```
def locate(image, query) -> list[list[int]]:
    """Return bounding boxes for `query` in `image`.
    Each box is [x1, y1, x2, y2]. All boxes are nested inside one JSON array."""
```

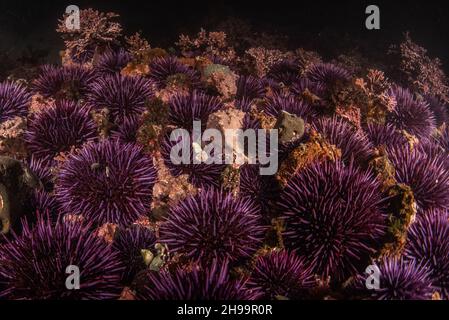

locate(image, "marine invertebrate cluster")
[[0, 7, 447, 301]]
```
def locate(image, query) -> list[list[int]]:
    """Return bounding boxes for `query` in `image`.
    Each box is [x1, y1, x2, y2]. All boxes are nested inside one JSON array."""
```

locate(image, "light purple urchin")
[[0, 215, 125, 299], [364, 123, 408, 150], [159, 189, 266, 264], [160, 130, 226, 188], [168, 90, 223, 130], [405, 209, 449, 299], [87, 73, 153, 124], [94, 48, 132, 76], [55, 139, 157, 226], [0, 81, 31, 123], [247, 249, 315, 300], [388, 146, 449, 212], [424, 94, 448, 126], [279, 160, 386, 282], [262, 93, 316, 121], [25, 100, 97, 163], [136, 259, 261, 300], [352, 258, 434, 300], [112, 224, 157, 284], [387, 86, 436, 139], [312, 117, 374, 165], [33, 64, 97, 100], [148, 56, 202, 90]]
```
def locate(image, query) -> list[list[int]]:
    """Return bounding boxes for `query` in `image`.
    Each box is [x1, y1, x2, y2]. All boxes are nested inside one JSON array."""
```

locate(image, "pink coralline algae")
[[0, 7, 448, 300]]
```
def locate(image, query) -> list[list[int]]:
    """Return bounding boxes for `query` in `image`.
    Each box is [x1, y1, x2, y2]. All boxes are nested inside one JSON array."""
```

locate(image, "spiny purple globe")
[[110, 117, 140, 144], [279, 160, 386, 282], [434, 125, 449, 152], [353, 258, 433, 300], [306, 63, 352, 88], [25, 100, 97, 163], [87, 73, 153, 124], [31, 190, 60, 222], [136, 260, 261, 300], [160, 130, 226, 188], [0, 81, 31, 123], [235, 75, 266, 112], [388, 146, 449, 212], [387, 86, 436, 138], [159, 189, 265, 264], [0, 216, 124, 299], [267, 59, 301, 86], [94, 48, 132, 76], [313, 117, 373, 165], [33, 64, 97, 100], [405, 210, 449, 299], [55, 139, 157, 226], [262, 93, 316, 120], [112, 224, 157, 284], [28, 156, 55, 191], [148, 56, 202, 90], [424, 94, 448, 126], [291, 78, 326, 100], [247, 249, 315, 300], [168, 90, 223, 130], [364, 123, 408, 150]]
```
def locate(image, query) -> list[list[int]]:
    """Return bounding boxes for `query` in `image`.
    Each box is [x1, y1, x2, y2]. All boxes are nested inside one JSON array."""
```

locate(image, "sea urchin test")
[[169, 120, 279, 175]]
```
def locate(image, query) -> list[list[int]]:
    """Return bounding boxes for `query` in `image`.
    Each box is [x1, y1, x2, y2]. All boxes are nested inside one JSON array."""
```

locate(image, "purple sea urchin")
[[94, 48, 132, 76], [31, 190, 60, 221], [388, 146, 449, 212], [25, 100, 97, 163], [33, 65, 97, 100], [160, 131, 226, 188], [235, 75, 265, 112], [55, 139, 157, 226], [136, 260, 261, 300], [159, 189, 265, 263], [306, 63, 352, 88], [28, 156, 54, 191], [291, 78, 326, 100], [168, 90, 223, 130], [148, 56, 201, 90], [387, 86, 436, 138], [424, 95, 448, 126], [0, 81, 31, 123], [247, 249, 315, 300], [113, 224, 157, 284], [267, 59, 301, 86], [110, 117, 140, 143], [0, 216, 124, 299], [280, 160, 386, 282], [313, 117, 373, 165], [262, 93, 316, 120], [352, 258, 433, 300], [364, 123, 408, 150], [405, 210, 449, 298], [87, 74, 153, 124]]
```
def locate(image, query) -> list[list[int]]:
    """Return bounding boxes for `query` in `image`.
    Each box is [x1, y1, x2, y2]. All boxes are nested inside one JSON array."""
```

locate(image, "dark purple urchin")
[[168, 90, 223, 130], [160, 130, 226, 188], [55, 139, 157, 226], [110, 117, 140, 143], [279, 160, 386, 282], [312, 117, 373, 165], [267, 59, 302, 86], [388, 146, 449, 212], [31, 190, 60, 222], [247, 250, 315, 300], [94, 48, 132, 76], [28, 157, 54, 191], [136, 260, 261, 300], [235, 75, 266, 112], [387, 86, 436, 138], [405, 210, 449, 298], [351, 258, 433, 300], [159, 189, 266, 263], [25, 100, 97, 163], [364, 123, 408, 150], [0, 216, 124, 299], [112, 224, 157, 284], [424, 94, 448, 126], [0, 81, 31, 123], [434, 124, 449, 153], [306, 63, 352, 88], [291, 78, 326, 100], [33, 64, 97, 100], [262, 93, 316, 120], [148, 56, 202, 90], [239, 164, 280, 217], [87, 73, 153, 124]]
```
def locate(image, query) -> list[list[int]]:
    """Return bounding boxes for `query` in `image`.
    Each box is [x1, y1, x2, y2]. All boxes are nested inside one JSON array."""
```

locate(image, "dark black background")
[[0, 0, 448, 70]]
